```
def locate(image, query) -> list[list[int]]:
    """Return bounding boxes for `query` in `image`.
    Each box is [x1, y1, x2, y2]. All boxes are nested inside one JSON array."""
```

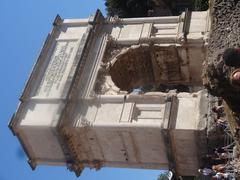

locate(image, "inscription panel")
[[36, 40, 78, 97]]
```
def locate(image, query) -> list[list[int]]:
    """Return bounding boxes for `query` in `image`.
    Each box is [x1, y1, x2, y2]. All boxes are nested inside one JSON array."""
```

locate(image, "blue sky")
[[0, 0, 161, 179]]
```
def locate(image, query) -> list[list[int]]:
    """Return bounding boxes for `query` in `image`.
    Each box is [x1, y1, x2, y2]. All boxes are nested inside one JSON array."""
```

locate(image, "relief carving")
[[94, 39, 190, 95]]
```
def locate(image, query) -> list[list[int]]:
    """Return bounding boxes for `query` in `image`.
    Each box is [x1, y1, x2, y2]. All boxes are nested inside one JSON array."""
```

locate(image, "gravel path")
[[203, 0, 240, 112]]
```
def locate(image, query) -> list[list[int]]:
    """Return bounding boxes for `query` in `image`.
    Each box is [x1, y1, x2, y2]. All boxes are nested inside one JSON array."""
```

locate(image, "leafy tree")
[[157, 171, 173, 180], [194, 0, 209, 11], [104, 0, 209, 18], [105, 0, 152, 18], [158, 173, 169, 180]]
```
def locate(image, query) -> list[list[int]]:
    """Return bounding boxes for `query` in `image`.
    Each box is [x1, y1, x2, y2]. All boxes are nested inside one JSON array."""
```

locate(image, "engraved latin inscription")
[[37, 41, 76, 97]]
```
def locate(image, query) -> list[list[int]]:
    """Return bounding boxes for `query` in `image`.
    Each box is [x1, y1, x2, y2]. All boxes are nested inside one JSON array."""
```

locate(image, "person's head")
[[212, 106, 218, 113], [223, 48, 240, 67], [230, 68, 240, 87], [212, 165, 218, 171]]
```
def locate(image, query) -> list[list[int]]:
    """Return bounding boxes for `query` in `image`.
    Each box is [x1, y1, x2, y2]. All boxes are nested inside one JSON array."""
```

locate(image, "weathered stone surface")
[[109, 44, 154, 91], [9, 10, 211, 177]]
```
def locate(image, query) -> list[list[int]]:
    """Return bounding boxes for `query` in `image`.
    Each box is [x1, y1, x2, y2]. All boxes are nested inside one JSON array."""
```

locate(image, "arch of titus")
[[9, 10, 211, 177]]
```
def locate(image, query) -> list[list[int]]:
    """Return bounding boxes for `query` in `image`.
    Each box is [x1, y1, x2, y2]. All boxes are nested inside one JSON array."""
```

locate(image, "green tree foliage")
[[194, 0, 209, 11], [157, 171, 173, 180], [162, 0, 195, 15], [105, 0, 153, 18], [163, 0, 209, 15], [157, 172, 169, 180], [104, 0, 209, 18]]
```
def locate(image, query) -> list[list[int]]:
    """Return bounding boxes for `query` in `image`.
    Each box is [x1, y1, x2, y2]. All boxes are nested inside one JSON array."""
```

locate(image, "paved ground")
[[202, 0, 240, 177], [203, 0, 240, 113]]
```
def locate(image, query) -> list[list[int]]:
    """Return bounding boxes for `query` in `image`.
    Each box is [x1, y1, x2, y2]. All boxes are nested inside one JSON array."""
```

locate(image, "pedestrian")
[[198, 168, 216, 176], [223, 48, 240, 67]]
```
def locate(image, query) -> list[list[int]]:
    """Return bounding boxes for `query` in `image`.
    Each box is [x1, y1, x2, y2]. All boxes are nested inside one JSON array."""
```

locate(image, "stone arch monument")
[[10, 9, 211, 177]]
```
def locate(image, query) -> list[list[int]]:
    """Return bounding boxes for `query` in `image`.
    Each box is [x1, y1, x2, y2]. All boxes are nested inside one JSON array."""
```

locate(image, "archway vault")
[[108, 44, 183, 91]]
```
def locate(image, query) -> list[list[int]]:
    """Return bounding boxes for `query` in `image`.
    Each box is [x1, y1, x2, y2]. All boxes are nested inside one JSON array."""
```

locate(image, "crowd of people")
[[198, 98, 238, 179], [199, 147, 234, 179]]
